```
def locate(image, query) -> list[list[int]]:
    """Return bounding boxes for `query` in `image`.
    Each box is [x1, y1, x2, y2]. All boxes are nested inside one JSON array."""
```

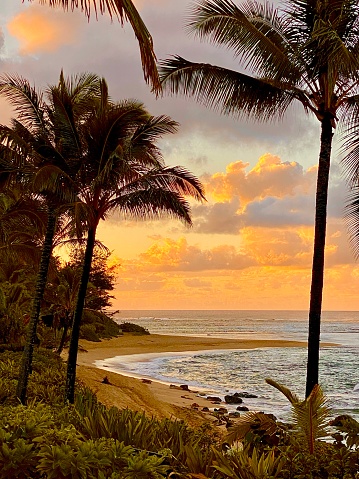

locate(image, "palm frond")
[[33, 0, 161, 92], [58, 236, 108, 252], [266, 379, 330, 453], [48, 72, 102, 157], [131, 115, 179, 147], [0, 73, 48, 132], [188, 0, 297, 81], [160, 56, 295, 122], [226, 410, 278, 444], [32, 164, 78, 204], [149, 166, 206, 201], [66, 200, 95, 238], [265, 378, 300, 404], [113, 165, 206, 204], [91, 100, 148, 172], [339, 95, 359, 182], [292, 384, 330, 453], [108, 188, 193, 225], [123, 115, 179, 170], [343, 185, 359, 258]]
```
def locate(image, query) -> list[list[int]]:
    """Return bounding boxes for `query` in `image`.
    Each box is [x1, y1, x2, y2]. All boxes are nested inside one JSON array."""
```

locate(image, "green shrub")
[[80, 323, 101, 342], [119, 322, 149, 335], [81, 311, 122, 341], [2, 350, 359, 478]]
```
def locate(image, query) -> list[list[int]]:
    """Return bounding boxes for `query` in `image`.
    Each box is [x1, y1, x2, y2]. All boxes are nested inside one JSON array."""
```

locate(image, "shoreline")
[[76, 333, 315, 367], [73, 333, 336, 424]]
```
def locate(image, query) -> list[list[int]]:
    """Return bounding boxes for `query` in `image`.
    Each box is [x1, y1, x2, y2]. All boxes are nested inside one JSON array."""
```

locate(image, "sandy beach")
[[74, 333, 312, 425]]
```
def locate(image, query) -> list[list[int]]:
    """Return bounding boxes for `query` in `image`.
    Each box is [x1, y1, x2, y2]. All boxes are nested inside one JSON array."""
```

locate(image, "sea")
[[96, 310, 359, 422]]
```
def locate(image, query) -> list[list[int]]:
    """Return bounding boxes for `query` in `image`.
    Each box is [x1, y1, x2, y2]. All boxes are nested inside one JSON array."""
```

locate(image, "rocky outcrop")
[[224, 393, 243, 404]]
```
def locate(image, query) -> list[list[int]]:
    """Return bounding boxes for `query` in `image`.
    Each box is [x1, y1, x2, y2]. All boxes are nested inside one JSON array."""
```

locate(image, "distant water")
[[99, 310, 359, 421]]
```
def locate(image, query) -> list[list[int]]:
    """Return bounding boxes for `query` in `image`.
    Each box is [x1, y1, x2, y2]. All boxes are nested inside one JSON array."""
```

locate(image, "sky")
[[0, 0, 358, 311]]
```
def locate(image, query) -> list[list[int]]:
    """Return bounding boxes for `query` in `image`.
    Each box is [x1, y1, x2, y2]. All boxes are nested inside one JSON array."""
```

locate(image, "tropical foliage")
[[0, 71, 104, 403], [159, 0, 359, 397], [0, 70, 204, 403], [1, 350, 359, 478], [63, 78, 205, 403]]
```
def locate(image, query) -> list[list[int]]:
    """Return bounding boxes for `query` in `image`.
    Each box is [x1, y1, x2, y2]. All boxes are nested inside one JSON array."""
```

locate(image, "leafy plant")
[[266, 378, 330, 454], [330, 414, 359, 449]]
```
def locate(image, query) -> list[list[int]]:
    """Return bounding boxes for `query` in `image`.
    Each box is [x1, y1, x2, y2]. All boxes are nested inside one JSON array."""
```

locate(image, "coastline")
[[74, 333, 326, 424], [76, 333, 311, 366]]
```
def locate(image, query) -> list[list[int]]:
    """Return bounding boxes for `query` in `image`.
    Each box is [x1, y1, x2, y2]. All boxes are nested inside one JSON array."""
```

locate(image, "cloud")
[[122, 236, 257, 272], [188, 155, 208, 167], [116, 275, 165, 292], [241, 226, 314, 266], [183, 278, 212, 289], [0, 28, 4, 52], [7, 6, 81, 54], [203, 153, 316, 204], [194, 198, 243, 234], [191, 154, 350, 234], [243, 194, 315, 227]]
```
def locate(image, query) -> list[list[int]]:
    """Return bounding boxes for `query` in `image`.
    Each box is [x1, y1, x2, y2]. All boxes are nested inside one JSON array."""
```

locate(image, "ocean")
[[97, 310, 359, 421]]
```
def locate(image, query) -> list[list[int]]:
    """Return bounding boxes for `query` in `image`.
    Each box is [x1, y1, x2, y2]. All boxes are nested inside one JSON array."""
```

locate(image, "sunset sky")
[[1, 1, 358, 311]]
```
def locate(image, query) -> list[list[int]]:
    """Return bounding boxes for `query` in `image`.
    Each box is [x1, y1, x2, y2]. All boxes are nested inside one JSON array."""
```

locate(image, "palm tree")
[[159, 0, 359, 397], [65, 81, 205, 402], [0, 72, 102, 403], [27, 0, 161, 93], [0, 187, 45, 347], [44, 262, 82, 354]]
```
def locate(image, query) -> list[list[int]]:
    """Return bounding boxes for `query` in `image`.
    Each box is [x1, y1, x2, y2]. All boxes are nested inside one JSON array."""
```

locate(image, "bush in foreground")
[[1, 350, 359, 478]]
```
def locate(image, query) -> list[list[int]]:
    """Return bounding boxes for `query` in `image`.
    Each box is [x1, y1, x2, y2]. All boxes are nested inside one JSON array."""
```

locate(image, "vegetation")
[[1, 349, 359, 478], [0, 71, 105, 404], [159, 0, 359, 397], [63, 77, 205, 403], [1, 1, 359, 475], [119, 322, 149, 335], [43, 249, 122, 348], [0, 69, 204, 404], [28, 0, 161, 93]]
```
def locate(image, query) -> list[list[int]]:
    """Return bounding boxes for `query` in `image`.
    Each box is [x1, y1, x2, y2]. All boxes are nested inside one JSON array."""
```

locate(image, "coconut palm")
[[28, 0, 160, 93], [65, 81, 205, 402], [0, 72, 102, 403], [0, 187, 46, 346], [44, 262, 82, 354], [159, 0, 359, 397]]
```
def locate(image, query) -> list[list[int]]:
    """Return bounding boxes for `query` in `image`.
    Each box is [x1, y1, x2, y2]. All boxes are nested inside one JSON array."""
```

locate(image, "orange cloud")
[[95, 154, 355, 310], [202, 153, 316, 206], [241, 226, 314, 266], [112, 261, 359, 311], [8, 6, 80, 54], [134, 237, 256, 272]]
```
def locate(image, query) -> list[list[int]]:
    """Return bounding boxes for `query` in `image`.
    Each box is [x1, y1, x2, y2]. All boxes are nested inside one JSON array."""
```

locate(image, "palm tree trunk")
[[305, 115, 333, 398], [57, 323, 69, 355], [65, 227, 96, 403], [16, 207, 57, 404]]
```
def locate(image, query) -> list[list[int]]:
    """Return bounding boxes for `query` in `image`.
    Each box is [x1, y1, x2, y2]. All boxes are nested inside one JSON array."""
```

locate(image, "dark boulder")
[[236, 392, 258, 399], [207, 396, 222, 402], [224, 393, 243, 404]]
